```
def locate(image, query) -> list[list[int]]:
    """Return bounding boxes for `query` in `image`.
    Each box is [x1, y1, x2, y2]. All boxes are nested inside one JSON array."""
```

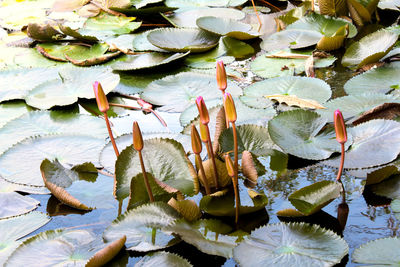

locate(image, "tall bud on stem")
[[334, 109, 347, 182], [191, 125, 210, 195], [216, 60, 227, 93], [133, 121, 154, 202], [196, 96, 219, 189], [225, 154, 240, 225]]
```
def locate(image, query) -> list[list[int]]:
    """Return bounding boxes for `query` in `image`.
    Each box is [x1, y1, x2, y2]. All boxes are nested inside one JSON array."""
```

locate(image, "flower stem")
[[232, 176, 240, 225], [205, 124, 220, 189], [232, 122, 240, 224], [250, 0, 262, 32], [336, 143, 345, 182], [196, 154, 211, 195], [138, 150, 155, 202], [104, 112, 119, 158]]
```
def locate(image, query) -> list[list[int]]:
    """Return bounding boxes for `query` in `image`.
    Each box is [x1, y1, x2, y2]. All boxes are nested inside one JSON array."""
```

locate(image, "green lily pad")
[[289, 181, 341, 215], [136, 252, 193, 267], [58, 24, 99, 43], [219, 124, 277, 156], [147, 28, 220, 53], [342, 30, 398, 68], [268, 110, 351, 160], [103, 202, 181, 251], [0, 134, 105, 187], [0, 176, 49, 195], [113, 71, 173, 95], [261, 30, 323, 51], [0, 192, 40, 219], [163, 7, 244, 28], [344, 61, 400, 95], [115, 138, 195, 200], [25, 66, 119, 109], [41, 159, 116, 210], [324, 119, 400, 168], [234, 222, 349, 267], [0, 111, 108, 155], [370, 174, 400, 199], [5, 229, 126, 267], [132, 30, 168, 52], [165, 0, 247, 7], [165, 219, 237, 258], [12, 47, 67, 68], [141, 72, 241, 112], [0, 212, 50, 266], [352, 237, 400, 265], [240, 76, 331, 109], [250, 50, 336, 78], [316, 93, 400, 122], [0, 101, 31, 128], [111, 6, 177, 16], [111, 52, 189, 71], [130, 0, 163, 8]]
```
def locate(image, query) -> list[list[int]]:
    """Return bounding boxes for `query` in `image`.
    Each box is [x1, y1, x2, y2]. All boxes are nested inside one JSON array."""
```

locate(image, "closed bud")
[[334, 109, 347, 144], [93, 81, 109, 113], [225, 154, 235, 177], [132, 121, 144, 151], [223, 93, 237, 123], [216, 60, 227, 92], [199, 122, 208, 143], [196, 96, 210, 125], [191, 125, 202, 154]]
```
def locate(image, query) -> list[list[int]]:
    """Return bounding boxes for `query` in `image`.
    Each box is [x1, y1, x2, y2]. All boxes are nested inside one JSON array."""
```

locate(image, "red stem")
[[196, 154, 211, 195], [139, 150, 155, 202], [104, 113, 119, 158]]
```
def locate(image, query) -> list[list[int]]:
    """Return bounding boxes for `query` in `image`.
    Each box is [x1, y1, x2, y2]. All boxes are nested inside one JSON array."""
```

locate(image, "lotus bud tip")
[[334, 109, 347, 144], [191, 124, 202, 154], [216, 60, 227, 92], [223, 92, 237, 123], [93, 81, 109, 113], [195, 96, 210, 125], [225, 154, 235, 177], [132, 121, 144, 151]]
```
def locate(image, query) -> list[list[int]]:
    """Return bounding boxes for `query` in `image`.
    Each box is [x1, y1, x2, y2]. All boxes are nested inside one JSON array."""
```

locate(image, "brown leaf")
[[36, 45, 68, 62], [27, 23, 65, 42], [276, 208, 305, 217], [86, 235, 127, 267], [353, 103, 400, 125], [200, 158, 231, 188], [65, 51, 121, 66], [305, 54, 315, 78], [265, 94, 326, 109], [241, 151, 258, 187], [168, 198, 201, 222], [213, 107, 227, 154], [266, 50, 309, 59]]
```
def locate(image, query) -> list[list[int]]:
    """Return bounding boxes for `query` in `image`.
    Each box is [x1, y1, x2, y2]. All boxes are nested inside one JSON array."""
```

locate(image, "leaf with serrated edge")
[[353, 237, 400, 265]]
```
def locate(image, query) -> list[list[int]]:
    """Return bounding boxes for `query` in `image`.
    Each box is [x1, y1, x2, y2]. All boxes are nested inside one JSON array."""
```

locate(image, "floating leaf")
[[130, 0, 163, 9], [0, 212, 50, 266], [324, 119, 400, 168], [131, 30, 168, 52], [266, 95, 326, 109], [115, 139, 195, 200], [240, 76, 331, 109], [289, 181, 341, 215], [111, 52, 189, 71], [111, 6, 177, 16], [197, 17, 260, 40], [268, 110, 351, 160], [0, 134, 105, 187], [5, 229, 125, 266], [352, 237, 400, 265], [0, 176, 49, 195], [342, 30, 398, 68], [147, 28, 220, 53], [234, 222, 348, 267], [165, 0, 246, 7], [103, 202, 181, 251], [370, 174, 400, 199], [0, 192, 40, 219], [261, 30, 323, 51], [0, 101, 30, 128], [141, 72, 241, 112], [136, 252, 193, 267], [27, 23, 65, 42], [59, 24, 98, 42], [352, 102, 400, 125], [0, 111, 107, 155], [318, 0, 348, 16], [168, 198, 202, 222], [25, 66, 119, 109], [163, 7, 244, 28], [165, 219, 236, 258], [379, 0, 400, 10]]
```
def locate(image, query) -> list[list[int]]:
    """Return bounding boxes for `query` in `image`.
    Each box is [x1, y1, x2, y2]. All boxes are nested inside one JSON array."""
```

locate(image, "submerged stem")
[[196, 154, 211, 195], [138, 150, 155, 202], [232, 176, 240, 225], [205, 124, 220, 189]]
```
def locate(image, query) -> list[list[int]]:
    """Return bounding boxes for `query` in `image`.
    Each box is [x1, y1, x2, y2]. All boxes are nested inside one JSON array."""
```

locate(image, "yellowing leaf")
[[265, 94, 326, 109]]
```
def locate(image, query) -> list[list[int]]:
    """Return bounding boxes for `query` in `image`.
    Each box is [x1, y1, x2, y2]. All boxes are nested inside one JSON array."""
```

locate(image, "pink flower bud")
[[334, 109, 347, 144], [216, 60, 227, 92], [196, 96, 210, 125], [93, 81, 109, 113]]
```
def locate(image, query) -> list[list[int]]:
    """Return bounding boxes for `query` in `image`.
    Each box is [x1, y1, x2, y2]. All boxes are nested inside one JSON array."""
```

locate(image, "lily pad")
[[115, 138, 195, 200], [130, 0, 163, 9], [165, 0, 247, 7], [233, 222, 349, 267], [352, 237, 400, 265], [323, 119, 400, 168], [344, 61, 400, 95], [0, 192, 40, 219], [0, 212, 50, 266], [132, 30, 168, 52], [379, 0, 400, 10], [147, 28, 220, 53], [0, 101, 31, 128], [25, 66, 119, 109], [240, 76, 331, 109], [103, 202, 181, 251], [5, 229, 126, 267], [165, 219, 237, 258], [141, 72, 241, 112], [0, 176, 49, 195], [27, 23, 65, 42], [268, 110, 350, 160], [392, 198, 400, 212], [136, 252, 192, 266], [163, 7, 244, 28], [342, 30, 398, 68], [261, 29, 323, 51], [316, 93, 400, 122], [288, 181, 341, 215], [0, 111, 107, 155], [111, 6, 177, 16], [370, 174, 400, 199], [197, 17, 260, 40], [0, 134, 105, 187]]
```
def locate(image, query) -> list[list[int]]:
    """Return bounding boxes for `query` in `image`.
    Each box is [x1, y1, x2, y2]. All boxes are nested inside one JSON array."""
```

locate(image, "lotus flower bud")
[[223, 93, 237, 123], [216, 60, 227, 92], [93, 81, 109, 113], [191, 125, 202, 154], [199, 122, 208, 143], [132, 121, 143, 151], [225, 154, 235, 177], [334, 109, 347, 144], [196, 96, 210, 125], [138, 99, 152, 110]]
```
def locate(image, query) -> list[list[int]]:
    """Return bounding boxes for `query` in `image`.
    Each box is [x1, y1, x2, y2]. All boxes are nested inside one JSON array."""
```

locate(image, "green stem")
[[138, 150, 155, 202], [196, 154, 211, 195], [205, 124, 220, 189]]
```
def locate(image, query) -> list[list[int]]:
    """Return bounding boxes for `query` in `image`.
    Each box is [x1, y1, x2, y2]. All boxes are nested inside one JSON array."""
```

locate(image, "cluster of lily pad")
[[1, 0, 400, 265]]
